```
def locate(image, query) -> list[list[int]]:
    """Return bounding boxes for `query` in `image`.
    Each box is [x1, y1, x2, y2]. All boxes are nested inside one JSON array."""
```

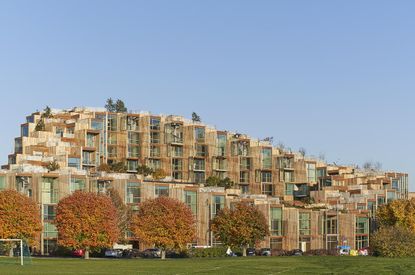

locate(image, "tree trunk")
[[84, 249, 90, 260], [242, 246, 247, 257], [9, 247, 14, 257], [161, 249, 166, 260]]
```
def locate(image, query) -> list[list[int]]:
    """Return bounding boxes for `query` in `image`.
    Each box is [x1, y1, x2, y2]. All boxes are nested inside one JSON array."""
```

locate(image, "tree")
[[371, 225, 415, 257], [41, 106, 53, 118], [115, 99, 127, 113], [299, 147, 306, 157], [105, 98, 116, 112], [211, 202, 269, 257], [35, 119, 45, 131], [137, 165, 153, 176], [0, 190, 42, 247], [130, 197, 195, 260], [106, 188, 132, 243], [46, 160, 60, 172], [191, 112, 201, 122], [152, 169, 166, 180], [205, 176, 235, 189], [56, 191, 119, 259], [109, 162, 127, 173], [376, 199, 415, 232]]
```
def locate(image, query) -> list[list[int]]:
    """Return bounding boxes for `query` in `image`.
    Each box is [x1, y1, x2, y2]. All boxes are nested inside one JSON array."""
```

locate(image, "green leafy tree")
[[115, 99, 127, 113], [42, 106, 53, 118], [46, 160, 60, 172], [110, 162, 127, 173], [105, 98, 116, 112], [130, 197, 195, 260], [206, 176, 235, 189], [137, 165, 153, 176], [371, 225, 415, 257], [192, 112, 201, 122], [35, 119, 45, 131], [211, 202, 269, 257]]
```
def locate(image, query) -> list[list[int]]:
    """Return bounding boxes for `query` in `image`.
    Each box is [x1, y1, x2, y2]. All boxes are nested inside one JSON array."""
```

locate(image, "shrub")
[[371, 225, 415, 257]]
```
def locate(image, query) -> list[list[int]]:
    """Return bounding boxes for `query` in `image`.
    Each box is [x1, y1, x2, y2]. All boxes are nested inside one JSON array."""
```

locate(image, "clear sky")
[[0, 1, 413, 189]]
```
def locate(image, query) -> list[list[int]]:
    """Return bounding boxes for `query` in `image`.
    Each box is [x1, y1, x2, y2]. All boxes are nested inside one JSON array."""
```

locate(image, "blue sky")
[[0, 1, 413, 189]]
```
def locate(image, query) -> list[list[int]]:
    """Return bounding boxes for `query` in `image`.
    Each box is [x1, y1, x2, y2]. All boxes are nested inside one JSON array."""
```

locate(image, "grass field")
[[0, 256, 414, 274]]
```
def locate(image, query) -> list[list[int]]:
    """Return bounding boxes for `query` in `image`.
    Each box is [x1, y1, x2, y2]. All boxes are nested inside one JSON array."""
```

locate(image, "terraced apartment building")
[[0, 107, 408, 255]]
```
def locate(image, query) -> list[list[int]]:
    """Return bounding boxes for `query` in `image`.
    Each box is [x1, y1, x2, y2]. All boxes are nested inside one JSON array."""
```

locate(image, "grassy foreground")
[[0, 256, 413, 274]]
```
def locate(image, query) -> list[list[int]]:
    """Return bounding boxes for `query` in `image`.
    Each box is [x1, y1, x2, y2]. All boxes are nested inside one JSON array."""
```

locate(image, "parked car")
[[142, 248, 161, 258], [105, 249, 123, 258], [260, 248, 272, 256], [247, 248, 256, 256], [73, 249, 85, 258], [290, 249, 303, 256]]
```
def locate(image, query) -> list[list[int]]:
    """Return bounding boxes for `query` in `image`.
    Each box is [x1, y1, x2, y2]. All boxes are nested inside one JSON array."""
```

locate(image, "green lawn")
[[0, 256, 414, 274]]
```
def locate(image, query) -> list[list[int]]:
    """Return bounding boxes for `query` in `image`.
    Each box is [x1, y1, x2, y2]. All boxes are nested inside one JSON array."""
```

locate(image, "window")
[[14, 138, 22, 154], [171, 145, 183, 157], [173, 171, 183, 180], [217, 134, 227, 156], [150, 118, 161, 131], [148, 159, 161, 170], [306, 163, 316, 183], [70, 178, 85, 193], [185, 191, 197, 215], [82, 151, 95, 164], [108, 115, 117, 131], [165, 123, 183, 143], [127, 160, 138, 172], [214, 158, 227, 171], [299, 212, 311, 235], [285, 183, 294, 195], [193, 159, 205, 171], [86, 133, 95, 147], [195, 145, 207, 157], [150, 132, 160, 144], [126, 116, 139, 131], [356, 217, 369, 234], [128, 132, 139, 144], [278, 157, 293, 169], [325, 216, 337, 234], [356, 235, 369, 250], [55, 127, 64, 137], [155, 186, 169, 197], [43, 222, 58, 238], [91, 119, 103, 130], [261, 148, 272, 169], [262, 184, 273, 196], [128, 145, 140, 158], [270, 238, 283, 250], [150, 145, 161, 157], [284, 171, 294, 182], [299, 236, 311, 252], [387, 191, 395, 202], [261, 171, 272, 183], [172, 159, 183, 171], [232, 141, 249, 156], [368, 201, 375, 217], [0, 176, 6, 190], [21, 124, 29, 137], [42, 177, 58, 204], [392, 180, 399, 190], [240, 158, 251, 170], [240, 171, 249, 183], [240, 185, 249, 194], [326, 235, 338, 250], [270, 208, 282, 236], [16, 176, 32, 197], [195, 128, 205, 143], [377, 196, 385, 206], [108, 133, 117, 145], [43, 205, 56, 220], [212, 196, 225, 217], [107, 146, 117, 158], [126, 182, 141, 203], [68, 157, 80, 169], [193, 172, 205, 183], [97, 180, 112, 194]]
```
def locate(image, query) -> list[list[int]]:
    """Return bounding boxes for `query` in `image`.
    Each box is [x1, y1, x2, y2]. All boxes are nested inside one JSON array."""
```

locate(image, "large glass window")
[[270, 208, 282, 236], [86, 133, 95, 147], [128, 132, 139, 144], [155, 185, 169, 197], [262, 184, 273, 196], [172, 159, 183, 171], [356, 235, 369, 250], [193, 159, 205, 171], [356, 217, 369, 234], [240, 158, 251, 170], [91, 119, 103, 130], [150, 118, 161, 131], [325, 216, 337, 234], [43, 205, 56, 220], [194, 172, 205, 183], [212, 195, 225, 217], [306, 163, 316, 183], [299, 212, 311, 235], [70, 178, 85, 193], [195, 128, 205, 143], [127, 160, 138, 172], [42, 177, 58, 204], [185, 191, 197, 216], [261, 171, 272, 183], [261, 148, 272, 169], [148, 159, 161, 170], [126, 182, 141, 203], [108, 115, 117, 131], [285, 183, 294, 195], [217, 134, 227, 156], [43, 222, 58, 238], [195, 145, 208, 157], [150, 145, 161, 157], [21, 124, 29, 137], [108, 133, 117, 145], [240, 171, 249, 183], [68, 157, 80, 169], [128, 145, 140, 158], [150, 132, 160, 144], [171, 145, 183, 157]]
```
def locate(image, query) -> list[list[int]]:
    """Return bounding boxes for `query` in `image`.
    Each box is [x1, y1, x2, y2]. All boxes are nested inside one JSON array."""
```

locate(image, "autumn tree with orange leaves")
[[130, 197, 195, 259], [0, 190, 42, 248], [56, 191, 119, 259], [211, 202, 269, 257]]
